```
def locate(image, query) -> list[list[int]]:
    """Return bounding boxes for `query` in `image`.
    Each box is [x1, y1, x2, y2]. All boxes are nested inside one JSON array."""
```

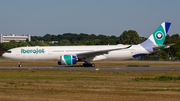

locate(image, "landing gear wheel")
[[19, 64, 22, 67], [83, 63, 88, 67], [83, 63, 95, 67], [91, 63, 95, 67]]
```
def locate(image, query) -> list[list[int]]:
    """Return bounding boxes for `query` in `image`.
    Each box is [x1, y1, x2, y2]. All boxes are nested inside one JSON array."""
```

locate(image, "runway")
[[0, 66, 180, 71]]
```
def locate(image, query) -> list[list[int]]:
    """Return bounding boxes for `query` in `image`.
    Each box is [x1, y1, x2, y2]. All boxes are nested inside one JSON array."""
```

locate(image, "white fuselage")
[[2, 22, 172, 66], [2, 44, 149, 62]]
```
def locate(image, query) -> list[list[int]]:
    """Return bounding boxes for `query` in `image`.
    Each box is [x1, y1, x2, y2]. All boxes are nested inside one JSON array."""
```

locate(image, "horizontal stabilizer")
[[153, 43, 175, 50]]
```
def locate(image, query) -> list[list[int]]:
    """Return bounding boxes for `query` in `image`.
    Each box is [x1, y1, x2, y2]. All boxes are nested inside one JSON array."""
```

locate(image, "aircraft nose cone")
[[2, 53, 6, 58], [2, 53, 8, 58]]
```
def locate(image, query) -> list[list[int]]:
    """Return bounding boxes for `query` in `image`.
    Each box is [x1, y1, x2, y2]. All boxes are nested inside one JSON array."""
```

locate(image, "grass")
[[134, 76, 180, 81], [1, 59, 180, 100], [0, 70, 180, 101]]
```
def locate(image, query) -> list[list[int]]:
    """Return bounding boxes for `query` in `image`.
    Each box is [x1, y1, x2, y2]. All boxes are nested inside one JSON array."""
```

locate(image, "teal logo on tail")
[[155, 31, 163, 40]]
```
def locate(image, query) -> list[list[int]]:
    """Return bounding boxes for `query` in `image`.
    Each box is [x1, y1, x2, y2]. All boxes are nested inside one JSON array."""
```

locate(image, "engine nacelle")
[[58, 55, 77, 65]]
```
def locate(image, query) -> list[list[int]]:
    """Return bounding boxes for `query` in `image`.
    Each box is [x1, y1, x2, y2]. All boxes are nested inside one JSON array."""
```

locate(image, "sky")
[[0, 0, 180, 37]]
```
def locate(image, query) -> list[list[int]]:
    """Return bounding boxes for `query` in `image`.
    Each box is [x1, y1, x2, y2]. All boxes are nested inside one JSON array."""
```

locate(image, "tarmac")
[[0, 66, 180, 71]]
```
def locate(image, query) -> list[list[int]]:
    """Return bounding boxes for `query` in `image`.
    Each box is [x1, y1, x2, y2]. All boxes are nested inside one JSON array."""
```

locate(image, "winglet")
[[127, 45, 132, 48]]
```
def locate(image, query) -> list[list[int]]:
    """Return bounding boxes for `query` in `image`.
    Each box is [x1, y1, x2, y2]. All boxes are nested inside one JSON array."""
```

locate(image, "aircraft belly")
[[92, 55, 107, 61], [15, 54, 58, 61]]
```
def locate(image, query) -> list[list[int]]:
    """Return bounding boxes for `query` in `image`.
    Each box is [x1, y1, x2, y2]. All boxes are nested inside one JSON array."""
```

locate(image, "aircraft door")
[[136, 47, 142, 54], [48, 49, 52, 55], [97, 47, 101, 51], [16, 49, 20, 55]]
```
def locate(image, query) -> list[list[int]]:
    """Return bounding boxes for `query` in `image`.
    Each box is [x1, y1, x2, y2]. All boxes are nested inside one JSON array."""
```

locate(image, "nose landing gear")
[[18, 61, 22, 67]]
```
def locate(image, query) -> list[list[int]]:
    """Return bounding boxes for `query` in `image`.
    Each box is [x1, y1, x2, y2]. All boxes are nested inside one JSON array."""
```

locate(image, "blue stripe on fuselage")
[[140, 39, 155, 53], [133, 53, 147, 58]]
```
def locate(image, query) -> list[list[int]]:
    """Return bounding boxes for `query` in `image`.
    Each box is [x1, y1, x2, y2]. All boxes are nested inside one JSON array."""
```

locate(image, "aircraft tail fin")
[[148, 22, 171, 46], [140, 22, 171, 53]]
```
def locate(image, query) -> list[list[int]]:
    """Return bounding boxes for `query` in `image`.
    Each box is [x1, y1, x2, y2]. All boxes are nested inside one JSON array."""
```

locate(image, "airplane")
[[2, 22, 174, 67]]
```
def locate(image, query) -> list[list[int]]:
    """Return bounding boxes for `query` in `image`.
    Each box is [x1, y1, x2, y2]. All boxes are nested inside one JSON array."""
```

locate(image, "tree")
[[51, 35, 57, 41], [0, 43, 4, 56], [59, 39, 71, 45], [97, 35, 109, 40], [3, 42, 14, 51], [28, 41, 36, 46], [171, 34, 179, 41], [10, 40, 16, 44], [119, 30, 141, 44], [43, 34, 51, 41], [94, 39, 100, 45], [158, 50, 169, 59], [36, 41, 43, 46], [110, 35, 117, 40]]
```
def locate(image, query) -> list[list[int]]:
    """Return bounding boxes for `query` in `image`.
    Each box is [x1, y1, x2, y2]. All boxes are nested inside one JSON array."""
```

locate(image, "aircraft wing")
[[77, 45, 132, 59], [153, 43, 175, 50]]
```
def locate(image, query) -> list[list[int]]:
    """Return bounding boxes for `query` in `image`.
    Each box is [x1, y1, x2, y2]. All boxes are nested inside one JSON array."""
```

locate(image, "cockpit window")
[[6, 51, 11, 53]]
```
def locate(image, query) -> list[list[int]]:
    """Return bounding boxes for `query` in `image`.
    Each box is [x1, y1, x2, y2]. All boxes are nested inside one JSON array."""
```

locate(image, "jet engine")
[[58, 55, 77, 65]]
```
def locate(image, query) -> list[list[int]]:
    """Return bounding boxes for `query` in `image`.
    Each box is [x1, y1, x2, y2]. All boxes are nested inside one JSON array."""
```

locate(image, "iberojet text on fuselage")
[[21, 48, 44, 54]]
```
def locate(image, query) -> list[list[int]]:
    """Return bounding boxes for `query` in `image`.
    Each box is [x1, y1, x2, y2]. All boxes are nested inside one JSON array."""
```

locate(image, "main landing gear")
[[18, 61, 22, 67], [83, 62, 95, 67]]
